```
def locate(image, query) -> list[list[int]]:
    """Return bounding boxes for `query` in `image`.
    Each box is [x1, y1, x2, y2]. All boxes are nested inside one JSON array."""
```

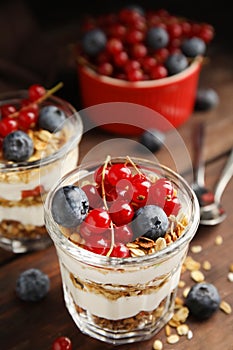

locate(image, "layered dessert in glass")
[[0, 84, 83, 253], [44, 156, 200, 344]]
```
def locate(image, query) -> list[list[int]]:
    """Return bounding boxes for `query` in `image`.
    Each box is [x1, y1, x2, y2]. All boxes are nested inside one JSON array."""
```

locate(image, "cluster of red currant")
[[0, 84, 46, 140], [79, 157, 181, 257], [78, 7, 214, 81], [0, 82, 63, 149]]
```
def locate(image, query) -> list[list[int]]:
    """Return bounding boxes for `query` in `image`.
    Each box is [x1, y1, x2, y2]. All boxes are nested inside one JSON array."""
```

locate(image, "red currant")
[[127, 68, 144, 82], [131, 174, 151, 208], [150, 64, 168, 79], [85, 236, 110, 255], [148, 178, 174, 207], [110, 243, 130, 258], [108, 163, 132, 186], [0, 117, 18, 137], [82, 208, 111, 234], [109, 200, 134, 225], [28, 84, 46, 101], [52, 336, 72, 350], [97, 62, 113, 76], [163, 196, 181, 216], [114, 225, 133, 243], [106, 38, 123, 54], [81, 184, 103, 209], [113, 51, 129, 67], [0, 104, 17, 118], [18, 108, 38, 130]]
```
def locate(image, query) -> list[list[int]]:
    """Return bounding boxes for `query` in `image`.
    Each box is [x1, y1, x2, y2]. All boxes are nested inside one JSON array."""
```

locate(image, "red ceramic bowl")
[[77, 56, 203, 135]]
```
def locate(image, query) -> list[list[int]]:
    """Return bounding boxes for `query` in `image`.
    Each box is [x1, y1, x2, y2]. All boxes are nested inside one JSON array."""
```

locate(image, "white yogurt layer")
[[0, 148, 79, 225], [0, 204, 44, 226], [56, 244, 187, 320], [0, 148, 78, 201]]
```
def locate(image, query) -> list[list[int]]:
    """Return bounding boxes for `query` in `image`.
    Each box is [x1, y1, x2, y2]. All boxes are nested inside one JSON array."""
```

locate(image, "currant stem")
[[101, 155, 116, 257], [9, 82, 64, 119], [126, 155, 144, 175]]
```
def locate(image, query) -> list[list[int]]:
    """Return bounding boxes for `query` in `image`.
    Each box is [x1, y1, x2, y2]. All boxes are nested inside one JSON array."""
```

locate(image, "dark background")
[[0, 0, 232, 108]]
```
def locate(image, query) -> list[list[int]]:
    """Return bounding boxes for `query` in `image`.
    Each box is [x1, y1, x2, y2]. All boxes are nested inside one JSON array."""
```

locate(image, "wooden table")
[[1, 48, 233, 350]]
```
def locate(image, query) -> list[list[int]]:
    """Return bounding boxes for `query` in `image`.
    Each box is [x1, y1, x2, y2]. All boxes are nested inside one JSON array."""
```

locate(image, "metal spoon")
[[200, 148, 233, 225]]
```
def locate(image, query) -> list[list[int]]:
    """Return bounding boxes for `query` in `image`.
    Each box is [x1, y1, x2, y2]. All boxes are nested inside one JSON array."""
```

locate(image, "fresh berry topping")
[[82, 28, 107, 56], [51, 186, 89, 227], [114, 225, 133, 243], [109, 200, 134, 225], [28, 84, 46, 101], [0, 104, 17, 118], [81, 208, 111, 234], [146, 27, 169, 50], [81, 183, 103, 208], [165, 53, 188, 75], [108, 163, 132, 186], [77, 8, 214, 81], [52, 336, 72, 350], [194, 88, 219, 111], [110, 243, 131, 258], [15, 268, 50, 302], [131, 174, 151, 208], [139, 129, 165, 152], [38, 105, 66, 132], [0, 117, 18, 137], [2, 130, 33, 162], [185, 282, 221, 320], [181, 37, 206, 57], [131, 204, 169, 240]]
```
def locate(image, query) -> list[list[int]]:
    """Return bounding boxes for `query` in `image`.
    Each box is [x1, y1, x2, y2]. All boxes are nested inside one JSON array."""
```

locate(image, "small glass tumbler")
[[0, 90, 83, 253], [44, 157, 200, 345]]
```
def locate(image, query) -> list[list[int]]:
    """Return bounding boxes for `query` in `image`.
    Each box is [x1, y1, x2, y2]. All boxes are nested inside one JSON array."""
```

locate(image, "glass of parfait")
[[0, 83, 83, 253], [44, 155, 200, 345]]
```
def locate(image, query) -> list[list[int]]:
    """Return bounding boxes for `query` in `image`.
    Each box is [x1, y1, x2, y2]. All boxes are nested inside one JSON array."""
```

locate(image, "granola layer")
[[0, 219, 47, 239]]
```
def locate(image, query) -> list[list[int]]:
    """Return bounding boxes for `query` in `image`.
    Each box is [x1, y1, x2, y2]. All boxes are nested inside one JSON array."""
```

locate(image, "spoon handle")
[[214, 148, 233, 203], [192, 122, 206, 187]]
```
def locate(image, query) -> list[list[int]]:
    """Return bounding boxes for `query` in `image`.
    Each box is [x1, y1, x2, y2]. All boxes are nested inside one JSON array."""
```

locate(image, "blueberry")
[[194, 88, 219, 111], [124, 4, 145, 15], [82, 28, 107, 56], [165, 53, 188, 75], [139, 129, 165, 152], [131, 205, 169, 241], [38, 105, 67, 133], [146, 27, 169, 50], [181, 37, 206, 57], [51, 185, 89, 228], [16, 268, 50, 302], [3, 130, 33, 162], [185, 282, 221, 320]]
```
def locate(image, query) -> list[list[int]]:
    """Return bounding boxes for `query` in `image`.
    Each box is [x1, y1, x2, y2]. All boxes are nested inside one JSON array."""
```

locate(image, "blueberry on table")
[[185, 282, 221, 320], [38, 105, 67, 132], [3, 130, 33, 162], [51, 185, 89, 228], [139, 129, 165, 152], [194, 88, 219, 111], [81, 28, 107, 56], [181, 37, 206, 57], [146, 27, 169, 50], [16, 268, 50, 302], [132, 204, 169, 241], [165, 53, 188, 75]]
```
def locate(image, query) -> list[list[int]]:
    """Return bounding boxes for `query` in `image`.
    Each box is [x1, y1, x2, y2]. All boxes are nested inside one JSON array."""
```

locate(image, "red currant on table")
[[52, 336, 72, 350]]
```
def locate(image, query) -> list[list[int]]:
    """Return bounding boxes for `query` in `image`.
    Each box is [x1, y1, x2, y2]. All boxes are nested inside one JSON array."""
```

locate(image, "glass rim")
[[44, 156, 200, 268], [0, 90, 83, 171]]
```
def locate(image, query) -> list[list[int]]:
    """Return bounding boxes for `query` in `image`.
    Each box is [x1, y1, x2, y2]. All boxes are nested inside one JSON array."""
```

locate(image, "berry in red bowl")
[[76, 6, 214, 135], [0, 84, 83, 253]]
